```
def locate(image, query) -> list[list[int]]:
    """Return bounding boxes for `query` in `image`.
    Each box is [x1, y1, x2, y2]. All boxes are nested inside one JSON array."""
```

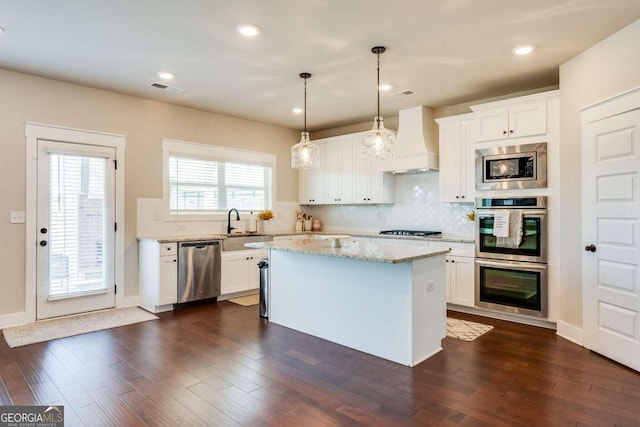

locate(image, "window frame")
[[162, 138, 277, 221]]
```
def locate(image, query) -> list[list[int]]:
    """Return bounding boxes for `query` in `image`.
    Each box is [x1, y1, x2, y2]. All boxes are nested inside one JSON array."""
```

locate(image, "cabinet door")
[[299, 165, 324, 204], [509, 101, 546, 138], [475, 108, 509, 142], [158, 255, 178, 305], [352, 138, 371, 203], [449, 255, 475, 307], [439, 121, 463, 202], [221, 253, 250, 294], [461, 120, 476, 201], [324, 138, 353, 204]]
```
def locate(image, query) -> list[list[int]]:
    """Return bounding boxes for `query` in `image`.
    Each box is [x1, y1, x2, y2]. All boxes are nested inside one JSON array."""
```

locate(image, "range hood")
[[380, 106, 439, 174]]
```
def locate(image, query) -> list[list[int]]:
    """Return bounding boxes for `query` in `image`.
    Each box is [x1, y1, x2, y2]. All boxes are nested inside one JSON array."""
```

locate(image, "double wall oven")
[[475, 196, 548, 317]]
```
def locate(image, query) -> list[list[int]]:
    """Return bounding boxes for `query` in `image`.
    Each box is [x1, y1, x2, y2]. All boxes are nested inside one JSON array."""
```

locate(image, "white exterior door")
[[582, 107, 640, 372], [36, 140, 117, 319]]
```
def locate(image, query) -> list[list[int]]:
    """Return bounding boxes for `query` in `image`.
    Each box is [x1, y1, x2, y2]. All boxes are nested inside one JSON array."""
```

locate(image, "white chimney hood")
[[380, 106, 439, 174]]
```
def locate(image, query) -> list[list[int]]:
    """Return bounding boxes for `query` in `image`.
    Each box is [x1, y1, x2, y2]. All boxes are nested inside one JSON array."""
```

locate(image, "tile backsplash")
[[304, 172, 475, 236]]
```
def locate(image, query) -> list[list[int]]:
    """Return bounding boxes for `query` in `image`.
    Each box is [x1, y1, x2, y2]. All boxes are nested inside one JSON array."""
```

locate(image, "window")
[[163, 139, 275, 217]]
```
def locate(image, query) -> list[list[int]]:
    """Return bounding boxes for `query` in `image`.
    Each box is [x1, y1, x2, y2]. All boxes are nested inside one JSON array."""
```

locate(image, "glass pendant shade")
[[362, 116, 394, 160], [291, 131, 320, 169], [361, 46, 395, 160], [291, 72, 320, 169]]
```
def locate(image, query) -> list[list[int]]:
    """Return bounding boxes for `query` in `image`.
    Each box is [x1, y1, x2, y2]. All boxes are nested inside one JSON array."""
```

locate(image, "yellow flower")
[[258, 209, 274, 220]]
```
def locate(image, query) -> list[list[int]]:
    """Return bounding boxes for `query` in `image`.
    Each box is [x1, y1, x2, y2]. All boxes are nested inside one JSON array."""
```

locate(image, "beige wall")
[[557, 19, 640, 329], [0, 69, 299, 317]]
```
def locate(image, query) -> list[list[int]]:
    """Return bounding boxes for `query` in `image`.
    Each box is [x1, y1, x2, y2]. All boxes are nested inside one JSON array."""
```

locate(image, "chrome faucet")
[[227, 208, 240, 234]]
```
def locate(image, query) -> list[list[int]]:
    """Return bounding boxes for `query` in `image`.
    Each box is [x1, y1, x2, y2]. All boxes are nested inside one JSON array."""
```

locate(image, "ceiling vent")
[[148, 82, 185, 94], [391, 89, 416, 97]]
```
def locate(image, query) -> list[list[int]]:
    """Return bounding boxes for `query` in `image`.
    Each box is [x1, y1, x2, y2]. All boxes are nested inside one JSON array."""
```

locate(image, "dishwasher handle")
[[179, 240, 221, 248]]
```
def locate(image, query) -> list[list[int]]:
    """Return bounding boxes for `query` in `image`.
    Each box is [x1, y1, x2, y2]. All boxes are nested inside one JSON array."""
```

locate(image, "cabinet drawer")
[[159, 243, 177, 255], [429, 241, 474, 257]]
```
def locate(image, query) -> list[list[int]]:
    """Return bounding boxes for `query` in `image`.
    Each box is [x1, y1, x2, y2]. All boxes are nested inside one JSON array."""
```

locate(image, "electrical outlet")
[[10, 211, 25, 224], [426, 281, 435, 292]]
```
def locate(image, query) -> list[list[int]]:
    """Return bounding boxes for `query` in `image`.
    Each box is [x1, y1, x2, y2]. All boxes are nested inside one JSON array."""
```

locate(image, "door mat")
[[446, 317, 494, 341], [2, 307, 158, 348], [227, 294, 260, 306]]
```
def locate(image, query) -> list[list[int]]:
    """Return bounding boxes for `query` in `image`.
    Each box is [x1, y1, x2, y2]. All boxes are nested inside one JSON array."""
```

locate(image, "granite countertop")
[[139, 231, 474, 244], [246, 238, 450, 264]]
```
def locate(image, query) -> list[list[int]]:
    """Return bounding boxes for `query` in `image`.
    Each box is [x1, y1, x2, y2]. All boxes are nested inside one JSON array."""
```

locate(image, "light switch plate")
[[10, 211, 25, 224]]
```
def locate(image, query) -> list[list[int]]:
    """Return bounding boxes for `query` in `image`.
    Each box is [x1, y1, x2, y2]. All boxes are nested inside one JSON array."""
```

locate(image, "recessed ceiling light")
[[513, 45, 535, 55], [237, 23, 261, 37], [157, 71, 175, 80], [379, 84, 392, 92], [292, 107, 304, 114]]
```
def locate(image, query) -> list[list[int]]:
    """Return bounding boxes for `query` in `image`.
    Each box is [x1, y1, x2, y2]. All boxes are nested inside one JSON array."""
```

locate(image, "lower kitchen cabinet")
[[429, 241, 475, 307], [139, 240, 178, 313], [221, 249, 267, 295]]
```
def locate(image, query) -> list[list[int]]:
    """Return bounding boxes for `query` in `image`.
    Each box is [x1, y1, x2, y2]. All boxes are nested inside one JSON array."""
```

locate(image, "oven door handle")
[[476, 258, 547, 271]]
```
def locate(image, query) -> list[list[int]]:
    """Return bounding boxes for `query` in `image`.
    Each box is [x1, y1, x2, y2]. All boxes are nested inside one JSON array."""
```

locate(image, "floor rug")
[[2, 307, 158, 348], [446, 317, 494, 341], [227, 294, 260, 306]]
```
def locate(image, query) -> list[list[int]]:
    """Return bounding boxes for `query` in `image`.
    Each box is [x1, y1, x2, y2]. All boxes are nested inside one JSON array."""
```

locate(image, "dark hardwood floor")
[[1, 303, 639, 426]]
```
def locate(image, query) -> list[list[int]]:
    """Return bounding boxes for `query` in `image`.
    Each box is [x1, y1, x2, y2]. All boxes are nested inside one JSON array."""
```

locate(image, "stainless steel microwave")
[[475, 142, 547, 190]]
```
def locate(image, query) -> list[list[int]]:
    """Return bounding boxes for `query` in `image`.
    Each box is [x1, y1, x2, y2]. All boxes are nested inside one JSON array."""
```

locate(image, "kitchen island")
[[250, 238, 449, 367]]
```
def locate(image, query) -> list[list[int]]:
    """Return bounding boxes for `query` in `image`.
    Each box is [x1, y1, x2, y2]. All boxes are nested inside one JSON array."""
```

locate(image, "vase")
[[303, 220, 312, 231], [258, 220, 270, 234]]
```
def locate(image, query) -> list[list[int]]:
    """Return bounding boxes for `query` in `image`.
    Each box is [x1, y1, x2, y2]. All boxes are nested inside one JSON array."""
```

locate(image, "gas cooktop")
[[379, 230, 442, 237]]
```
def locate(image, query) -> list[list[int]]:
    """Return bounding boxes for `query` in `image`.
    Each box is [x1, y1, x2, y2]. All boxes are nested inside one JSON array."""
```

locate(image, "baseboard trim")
[[123, 295, 141, 308], [0, 311, 30, 329], [556, 320, 584, 346]]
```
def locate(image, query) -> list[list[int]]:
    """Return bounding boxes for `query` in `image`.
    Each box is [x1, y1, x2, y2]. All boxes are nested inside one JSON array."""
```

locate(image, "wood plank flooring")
[[1, 303, 639, 426]]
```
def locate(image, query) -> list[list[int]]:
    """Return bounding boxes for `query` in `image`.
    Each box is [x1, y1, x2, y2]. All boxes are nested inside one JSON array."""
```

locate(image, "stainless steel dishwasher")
[[177, 240, 221, 304]]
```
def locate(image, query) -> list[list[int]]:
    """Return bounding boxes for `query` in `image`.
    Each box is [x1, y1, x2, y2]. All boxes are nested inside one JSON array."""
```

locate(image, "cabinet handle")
[[461, 195, 465, 198], [173, 259, 177, 262], [502, 130, 507, 135], [451, 259, 455, 263], [584, 244, 596, 253], [445, 259, 449, 262], [455, 196, 459, 199], [509, 130, 514, 134]]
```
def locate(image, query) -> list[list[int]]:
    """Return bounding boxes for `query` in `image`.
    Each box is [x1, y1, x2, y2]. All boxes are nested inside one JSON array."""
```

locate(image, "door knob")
[[584, 244, 596, 252], [39, 240, 47, 247]]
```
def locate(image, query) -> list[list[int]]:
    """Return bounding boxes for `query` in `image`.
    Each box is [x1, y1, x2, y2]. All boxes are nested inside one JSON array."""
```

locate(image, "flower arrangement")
[[258, 209, 274, 220]]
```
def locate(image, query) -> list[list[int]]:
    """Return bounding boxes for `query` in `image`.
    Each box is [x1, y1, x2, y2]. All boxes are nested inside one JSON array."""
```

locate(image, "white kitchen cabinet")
[[324, 137, 353, 204], [352, 136, 394, 204], [429, 241, 475, 307], [139, 240, 178, 313], [298, 154, 325, 204], [299, 133, 393, 205], [471, 92, 553, 142], [436, 115, 475, 203], [221, 249, 267, 295]]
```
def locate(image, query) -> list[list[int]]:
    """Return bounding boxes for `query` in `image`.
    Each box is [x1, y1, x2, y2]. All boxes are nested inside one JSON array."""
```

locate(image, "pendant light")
[[291, 72, 320, 169], [361, 46, 395, 160]]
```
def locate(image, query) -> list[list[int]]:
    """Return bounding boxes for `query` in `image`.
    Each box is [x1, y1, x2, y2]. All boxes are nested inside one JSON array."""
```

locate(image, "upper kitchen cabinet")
[[298, 144, 325, 205], [436, 114, 476, 203], [324, 136, 354, 204], [471, 91, 558, 143], [299, 132, 393, 205], [352, 134, 394, 204]]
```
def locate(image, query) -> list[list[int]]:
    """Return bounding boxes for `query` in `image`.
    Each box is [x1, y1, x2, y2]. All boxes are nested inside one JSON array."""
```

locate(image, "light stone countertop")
[[246, 238, 450, 264], [138, 231, 474, 244]]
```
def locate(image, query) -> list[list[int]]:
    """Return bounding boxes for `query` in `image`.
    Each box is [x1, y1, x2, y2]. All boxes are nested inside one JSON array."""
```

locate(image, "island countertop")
[[247, 238, 449, 264]]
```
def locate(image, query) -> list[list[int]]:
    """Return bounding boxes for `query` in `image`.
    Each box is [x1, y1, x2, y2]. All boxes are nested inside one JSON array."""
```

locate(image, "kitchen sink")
[[221, 234, 272, 251]]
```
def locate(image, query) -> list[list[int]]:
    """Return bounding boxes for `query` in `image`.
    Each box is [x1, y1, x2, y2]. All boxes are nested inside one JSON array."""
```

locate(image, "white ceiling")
[[1, 1, 640, 131]]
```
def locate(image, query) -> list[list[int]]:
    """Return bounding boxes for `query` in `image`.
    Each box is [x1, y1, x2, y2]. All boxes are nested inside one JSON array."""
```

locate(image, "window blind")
[[169, 154, 273, 214]]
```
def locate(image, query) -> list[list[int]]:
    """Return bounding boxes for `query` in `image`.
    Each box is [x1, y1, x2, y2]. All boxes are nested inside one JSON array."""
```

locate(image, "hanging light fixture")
[[361, 46, 395, 160], [291, 72, 320, 169]]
